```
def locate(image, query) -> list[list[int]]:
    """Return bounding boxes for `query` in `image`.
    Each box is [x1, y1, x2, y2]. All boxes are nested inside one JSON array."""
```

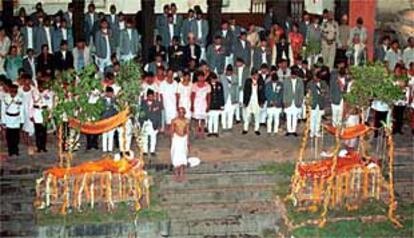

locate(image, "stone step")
[[160, 189, 274, 206], [160, 171, 279, 190], [186, 161, 274, 174], [169, 213, 280, 236], [167, 202, 277, 221]]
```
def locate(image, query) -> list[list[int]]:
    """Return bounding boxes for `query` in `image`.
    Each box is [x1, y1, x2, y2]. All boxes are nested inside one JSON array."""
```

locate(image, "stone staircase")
[[158, 161, 283, 238]]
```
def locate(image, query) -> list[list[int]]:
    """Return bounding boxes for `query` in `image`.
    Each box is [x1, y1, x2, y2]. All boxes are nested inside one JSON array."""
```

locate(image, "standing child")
[[30, 82, 53, 153], [191, 71, 211, 139], [101, 87, 118, 152], [19, 74, 35, 146], [1, 84, 24, 157], [170, 107, 190, 182]]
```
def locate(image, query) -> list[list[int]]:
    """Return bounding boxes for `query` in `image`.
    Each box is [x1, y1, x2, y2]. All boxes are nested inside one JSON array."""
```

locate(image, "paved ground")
[[0, 121, 413, 237]]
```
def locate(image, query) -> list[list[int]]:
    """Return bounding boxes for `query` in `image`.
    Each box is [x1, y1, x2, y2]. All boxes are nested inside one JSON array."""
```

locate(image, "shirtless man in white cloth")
[[170, 107, 190, 182]]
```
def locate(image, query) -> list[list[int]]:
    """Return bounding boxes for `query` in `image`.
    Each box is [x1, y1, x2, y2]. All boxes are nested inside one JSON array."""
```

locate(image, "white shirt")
[[222, 30, 228, 38], [241, 40, 246, 49], [111, 14, 115, 24], [1, 94, 24, 128], [261, 48, 267, 64], [119, 21, 125, 30], [62, 50, 66, 60], [31, 90, 53, 123], [44, 26, 52, 53], [127, 29, 132, 40], [62, 28, 67, 40], [168, 24, 174, 42], [190, 45, 195, 58], [197, 20, 202, 40], [28, 57, 36, 79], [27, 27, 33, 49], [89, 13, 94, 23], [237, 66, 244, 88], [104, 34, 111, 59], [371, 100, 389, 112], [291, 78, 297, 94]]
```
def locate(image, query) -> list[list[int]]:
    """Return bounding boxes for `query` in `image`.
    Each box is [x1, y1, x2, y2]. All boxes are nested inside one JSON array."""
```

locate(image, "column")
[[207, 0, 222, 44], [141, 0, 155, 63], [349, 0, 376, 61], [72, 0, 85, 43], [2, 0, 14, 34]]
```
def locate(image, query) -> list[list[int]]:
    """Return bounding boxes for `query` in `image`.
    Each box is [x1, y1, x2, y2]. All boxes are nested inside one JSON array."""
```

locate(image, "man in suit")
[[220, 65, 239, 130], [63, 3, 74, 28], [181, 9, 195, 45], [22, 48, 36, 81], [148, 35, 167, 62], [119, 19, 141, 62], [183, 33, 201, 67], [253, 38, 272, 71], [234, 58, 250, 123], [308, 72, 328, 138], [242, 70, 265, 135], [233, 31, 251, 68], [84, 3, 98, 46], [105, 5, 120, 54], [21, 18, 35, 55], [52, 18, 74, 53], [156, 4, 170, 36], [374, 35, 390, 63], [265, 74, 283, 135], [73, 39, 91, 72], [275, 36, 294, 66], [283, 68, 304, 136], [191, 9, 209, 60], [216, 21, 235, 68], [170, 3, 183, 30], [206, 35, 226, 75], [330, 67, 348, 126], [168, 36, 185, 71], [160, 14, 180, 48], [140, 89, 163, 156], [208, 73, 224, 137], [94, 19, 113, 73], [34, 16, 53, 55], [229, 17, 242, 39], [54, 40, 74, 72], [101, 86, 118, 152], [298, 12, 310, 40]]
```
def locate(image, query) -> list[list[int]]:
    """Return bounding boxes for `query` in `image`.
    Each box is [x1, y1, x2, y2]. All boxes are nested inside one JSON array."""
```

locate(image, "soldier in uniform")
[[321, 11, 339, 70], [1, 84, 24, 157], [30, 82, 53, 152]]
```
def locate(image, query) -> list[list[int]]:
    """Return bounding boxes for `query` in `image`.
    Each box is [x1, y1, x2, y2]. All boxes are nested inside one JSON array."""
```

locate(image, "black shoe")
[[207, 133, 213, 137], [151, 152, 157, 157], [42, 149, 48, 152], [255, 131, 261, 136], [215, 133, 219, 137], [285, 133, 290, 137], [143, 153, 148, 156], [293, 133, 298, 137], [242, 131, 248, 135]]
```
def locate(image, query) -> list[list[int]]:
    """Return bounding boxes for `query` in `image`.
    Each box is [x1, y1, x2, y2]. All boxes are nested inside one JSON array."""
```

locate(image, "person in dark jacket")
[[308, 72, 328, 138], [265, 74, 283, 135], [183, 33, 201, 67], [101, 86, 118, 152], [243, 70, 265, 135], [207, 73, 224, 137], [140, 89, 163, 156], [36, 44, 54, 77], [54, 40, 74, 72], [168, 36, 185, 71]]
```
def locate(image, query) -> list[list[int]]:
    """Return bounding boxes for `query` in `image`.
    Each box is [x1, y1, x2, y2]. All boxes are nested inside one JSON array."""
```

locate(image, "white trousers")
[[285, 105, 300, 133], [243, 108, 260, 132], [331, 101, 344, 127], [96, 57, 111, 73], [141, 120, 158, 153], [208, 110, 221, 133], [200, 47, 206, 61], [222, 100, 237, 130], [267, 107, 282, 133], [310, 106, 324, 137], [260, 102, 267, 123], [102, 129, 114, 152]]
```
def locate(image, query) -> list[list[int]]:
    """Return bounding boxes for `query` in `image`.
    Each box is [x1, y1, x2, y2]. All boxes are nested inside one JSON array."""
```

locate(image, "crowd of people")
[[0, 2, 413, 172]]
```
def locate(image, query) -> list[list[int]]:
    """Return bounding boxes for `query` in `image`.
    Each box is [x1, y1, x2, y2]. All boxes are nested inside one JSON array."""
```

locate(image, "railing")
[[251, 0, 266, 13]]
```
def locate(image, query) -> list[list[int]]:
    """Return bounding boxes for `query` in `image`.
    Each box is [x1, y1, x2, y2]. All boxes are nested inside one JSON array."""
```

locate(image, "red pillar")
[[349, 0, 376, 61]]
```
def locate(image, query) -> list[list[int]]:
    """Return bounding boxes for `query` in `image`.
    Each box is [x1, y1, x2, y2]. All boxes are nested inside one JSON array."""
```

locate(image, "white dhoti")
[[118, 119, 133, 152], [171, 134, 188, 168], [331, 100, 344, 127]]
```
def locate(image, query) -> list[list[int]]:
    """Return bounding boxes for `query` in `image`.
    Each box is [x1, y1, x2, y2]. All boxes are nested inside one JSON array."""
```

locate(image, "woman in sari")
[[288, 23, 304, 61]]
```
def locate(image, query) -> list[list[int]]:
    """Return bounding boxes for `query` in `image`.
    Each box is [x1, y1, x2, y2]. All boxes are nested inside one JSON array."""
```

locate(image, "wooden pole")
[[141, 0, 155, 63], [207, 0, 223, 44], [72, 0, 85, 43]]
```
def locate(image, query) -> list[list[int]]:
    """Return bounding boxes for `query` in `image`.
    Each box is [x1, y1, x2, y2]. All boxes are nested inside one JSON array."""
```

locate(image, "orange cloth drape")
[[324, 124, 371, 140], [68, 108, 129, 134]]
